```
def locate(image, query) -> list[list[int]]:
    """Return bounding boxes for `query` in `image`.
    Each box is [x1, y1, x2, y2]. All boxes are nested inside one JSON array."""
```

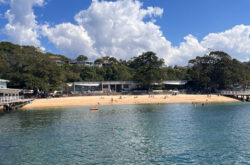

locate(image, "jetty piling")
[[221, 90, 250, 102], [0, 79, 34, 112], [0, 96, 33, 112]]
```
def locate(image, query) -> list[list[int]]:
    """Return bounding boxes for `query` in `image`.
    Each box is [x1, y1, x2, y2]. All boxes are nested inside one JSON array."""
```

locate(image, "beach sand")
[[23, 94, 239, 109]]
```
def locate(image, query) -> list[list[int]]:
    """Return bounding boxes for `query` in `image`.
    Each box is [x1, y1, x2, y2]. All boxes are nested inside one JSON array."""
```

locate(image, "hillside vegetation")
[[0, 42, 249, 92]]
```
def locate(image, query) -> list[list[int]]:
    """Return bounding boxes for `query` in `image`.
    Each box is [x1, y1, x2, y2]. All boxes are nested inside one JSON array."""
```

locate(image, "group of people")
[[192, 102, 205, 107]]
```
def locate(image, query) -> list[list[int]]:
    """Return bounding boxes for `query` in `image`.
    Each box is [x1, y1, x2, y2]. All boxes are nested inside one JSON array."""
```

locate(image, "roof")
[[67, 82, 101, 87], [49, 55, 61, 58], [49, 56, 62, 60], [102, 81, 138, 85], [67, 80, 188, 87], [67, 81, 138, 87], [0, 79, 9, 83], [162, 80, 188, 85], [154, 80, 188, 85], [0, 88, 20, 94]]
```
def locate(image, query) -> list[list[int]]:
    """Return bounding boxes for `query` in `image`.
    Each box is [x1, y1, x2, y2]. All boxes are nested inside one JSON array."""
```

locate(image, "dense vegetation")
[[187, 51, 250, 92], [0, 42, 65, 91], [0, 42, 249, 92]]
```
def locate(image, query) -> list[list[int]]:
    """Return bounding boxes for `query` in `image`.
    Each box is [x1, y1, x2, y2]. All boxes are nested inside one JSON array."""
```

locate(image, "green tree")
[[129, 51, 164, 89], [162, 67, 187, 80], [76, 55, 88, 61], [187, 51, 250, 92], [0, 42, 66, 91], [95, 56, 119, 65], [80, 66, 103, 81]]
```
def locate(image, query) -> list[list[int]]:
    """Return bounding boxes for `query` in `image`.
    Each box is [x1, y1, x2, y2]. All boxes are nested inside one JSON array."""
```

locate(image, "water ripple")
[[0, 103, 249, 164]]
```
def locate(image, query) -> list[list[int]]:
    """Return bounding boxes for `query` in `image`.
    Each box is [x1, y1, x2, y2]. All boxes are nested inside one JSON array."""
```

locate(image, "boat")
[[89, 106, 98, 111]]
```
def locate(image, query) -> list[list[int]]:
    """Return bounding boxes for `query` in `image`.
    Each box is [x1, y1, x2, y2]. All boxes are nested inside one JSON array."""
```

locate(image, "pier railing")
[[221, 90, 250, 96], [0, 96, 24, 104]]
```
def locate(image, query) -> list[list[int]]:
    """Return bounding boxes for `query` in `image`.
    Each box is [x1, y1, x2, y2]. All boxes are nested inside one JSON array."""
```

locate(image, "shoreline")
[[23, 94, 240, 109]]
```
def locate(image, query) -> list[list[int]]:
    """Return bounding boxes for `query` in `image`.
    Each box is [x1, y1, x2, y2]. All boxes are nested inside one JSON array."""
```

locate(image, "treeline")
[[0, 42, 249, 92], [0, 42, 65, 90], [188, 51, 250, 92]]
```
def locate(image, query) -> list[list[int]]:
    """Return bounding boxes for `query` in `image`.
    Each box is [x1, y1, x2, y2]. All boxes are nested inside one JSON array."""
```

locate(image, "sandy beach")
[[23, 94, 239, 109]]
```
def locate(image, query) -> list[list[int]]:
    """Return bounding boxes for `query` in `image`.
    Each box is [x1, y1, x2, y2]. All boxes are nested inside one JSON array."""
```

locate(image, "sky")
[[0, 0, 250, 65]]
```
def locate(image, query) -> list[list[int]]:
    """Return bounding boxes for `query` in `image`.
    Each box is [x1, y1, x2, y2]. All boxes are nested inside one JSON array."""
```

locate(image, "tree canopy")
[[0, 42, 66, 91], [187, 51, 250, 92], [76, 55, 88, 61], [1, 41, 249, 92], [129, 51, 164, 89]]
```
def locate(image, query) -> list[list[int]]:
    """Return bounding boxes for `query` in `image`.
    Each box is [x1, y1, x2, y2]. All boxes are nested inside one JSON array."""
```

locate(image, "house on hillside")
[[77, 61, 102, 67], [49, 56, 63, 66], [174, 66, 187, 70], [68, 59, 102, 67]]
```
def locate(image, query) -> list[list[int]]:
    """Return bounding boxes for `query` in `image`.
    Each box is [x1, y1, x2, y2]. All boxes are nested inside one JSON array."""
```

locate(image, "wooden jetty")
[[221, 90, 250, 102], [0, 96, 33, 112], [0, 79, 33, 112]]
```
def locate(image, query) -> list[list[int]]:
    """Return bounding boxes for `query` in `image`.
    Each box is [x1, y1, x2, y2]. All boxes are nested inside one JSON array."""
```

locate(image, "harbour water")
[[0, 103, 250, 164]]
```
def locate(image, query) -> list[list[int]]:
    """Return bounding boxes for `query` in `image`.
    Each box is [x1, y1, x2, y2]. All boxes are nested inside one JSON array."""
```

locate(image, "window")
[[0, 81, 3, 89], [124, 84, 129, 88]]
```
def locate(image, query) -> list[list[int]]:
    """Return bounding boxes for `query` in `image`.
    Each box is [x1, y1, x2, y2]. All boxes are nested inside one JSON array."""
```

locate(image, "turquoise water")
[[0, 103, 250, 164]]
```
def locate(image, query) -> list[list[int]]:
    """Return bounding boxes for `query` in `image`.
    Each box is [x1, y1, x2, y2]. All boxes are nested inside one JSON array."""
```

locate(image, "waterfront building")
[[67, 80, 188, 94], [162, 80, 188, 90], [0, 79, 20, 97], [0, 79, 8, 89], [67, 81, 138, 94], [0, 79, 33, 111], [0, 79, 20, 103]]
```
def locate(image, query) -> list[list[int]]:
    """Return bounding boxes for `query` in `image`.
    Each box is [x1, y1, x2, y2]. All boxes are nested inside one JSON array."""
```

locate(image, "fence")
[[0, 96, 24, 104]]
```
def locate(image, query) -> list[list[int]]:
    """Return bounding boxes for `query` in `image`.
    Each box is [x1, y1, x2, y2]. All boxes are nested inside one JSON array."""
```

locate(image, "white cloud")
[[167, 35, 206, 65], [42, 0, 250, 65], [42, 23, 98, 58], [168, 25, 250, 65], [2, 0, 44, 47], [201, 25, 250, 61], [43, 0, 169, 61], [1, 0, 250, 65]]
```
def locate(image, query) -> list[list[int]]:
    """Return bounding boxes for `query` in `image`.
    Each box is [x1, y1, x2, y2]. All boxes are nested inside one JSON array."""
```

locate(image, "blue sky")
[[0, 0, 250, 65]]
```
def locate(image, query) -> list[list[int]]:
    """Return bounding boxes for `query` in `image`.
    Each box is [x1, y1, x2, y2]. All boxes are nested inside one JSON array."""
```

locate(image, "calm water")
[[0, 103, 250, 164]]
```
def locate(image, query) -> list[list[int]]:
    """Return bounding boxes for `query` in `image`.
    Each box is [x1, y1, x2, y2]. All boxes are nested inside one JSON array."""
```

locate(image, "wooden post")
[[73, 82, 75, 93], [101, 81, 103, 93]]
